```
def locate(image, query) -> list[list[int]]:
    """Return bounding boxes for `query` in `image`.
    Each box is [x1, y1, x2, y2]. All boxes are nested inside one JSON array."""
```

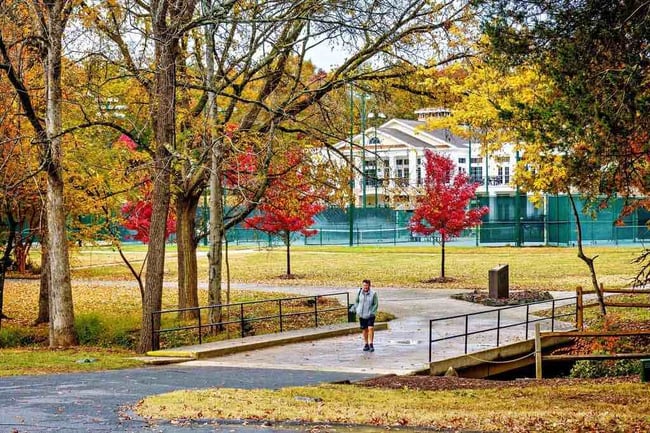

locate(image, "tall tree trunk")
[[208, 143, 224, 325], [176, 194, 199, 319], [0, 212, 17, 329], [138, 27, 176, 353], [204, 14, 224, 325], [45, 9, 76, 347], [285, 231, 291, 276], [568, 192, 606, 315], [440, 236, 446, 279], [35, 240, 50, 325]]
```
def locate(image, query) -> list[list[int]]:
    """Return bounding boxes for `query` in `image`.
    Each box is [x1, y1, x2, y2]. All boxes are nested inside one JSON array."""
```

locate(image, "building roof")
[[334, 117, 469, 151], [391, 119, 469, 149], [427, 129, 469, 149], [378, 127, 440, 149]]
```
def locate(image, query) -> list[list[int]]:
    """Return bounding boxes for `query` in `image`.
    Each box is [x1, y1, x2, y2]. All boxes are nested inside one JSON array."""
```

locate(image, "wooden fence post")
[[535, 323, 542, 380], [576, 286, 584, 331]]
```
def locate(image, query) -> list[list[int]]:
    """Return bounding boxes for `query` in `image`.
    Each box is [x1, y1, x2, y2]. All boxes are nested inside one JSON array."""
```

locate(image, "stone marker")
[[489, 264, 509, 299]]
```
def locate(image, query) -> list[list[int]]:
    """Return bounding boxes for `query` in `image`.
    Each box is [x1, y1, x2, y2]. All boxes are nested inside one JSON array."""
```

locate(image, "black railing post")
[[525, 304, 530, 340], [240, 303, 245, 338], [496, 309, 501, 347], [198, 309, 202, 344], [464, 316, 469, 354], [314, 295, 318, 327], [429, 319, 432, 363], [551, 299, 556, 332], [151, 311, 156, 351], [278, 300, 283, 332]]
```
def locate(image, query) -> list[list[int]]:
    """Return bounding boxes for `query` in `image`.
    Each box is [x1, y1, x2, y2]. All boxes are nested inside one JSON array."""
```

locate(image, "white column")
[[408, 149, 418, 188], [353, 155, 361, 206], [388, 155, 396, 187]]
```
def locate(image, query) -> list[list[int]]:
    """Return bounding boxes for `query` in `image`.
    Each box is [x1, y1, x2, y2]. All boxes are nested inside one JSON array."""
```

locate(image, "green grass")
[[136, 382, 650, 432], [4, 244, 646, 375], [0, 348, 144, 376], [70, 245, 642, 290]]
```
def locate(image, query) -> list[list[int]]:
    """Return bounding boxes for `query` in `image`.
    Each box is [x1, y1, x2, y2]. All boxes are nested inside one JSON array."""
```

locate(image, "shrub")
[[75, 314, 106, 345], [112, 329, 138, 350], [570, 359, 641, 378], [0, 327, 38, 348]]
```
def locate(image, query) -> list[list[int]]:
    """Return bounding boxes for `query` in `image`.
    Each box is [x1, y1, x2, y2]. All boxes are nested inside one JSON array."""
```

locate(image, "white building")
[[333, 108, 518, 210]]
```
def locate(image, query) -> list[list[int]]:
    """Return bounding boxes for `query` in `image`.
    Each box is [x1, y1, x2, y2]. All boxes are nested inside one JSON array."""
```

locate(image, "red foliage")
[[121, 185, 176, 243], [244, 168, 325, 240], [409, 150, 488, 241], [116, 134, 137, 151]]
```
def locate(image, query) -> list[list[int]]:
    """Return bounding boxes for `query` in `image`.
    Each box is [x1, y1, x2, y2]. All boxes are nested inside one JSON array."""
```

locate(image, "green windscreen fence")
[[477, 195, 649, 245], [217, 195, 649, 246]]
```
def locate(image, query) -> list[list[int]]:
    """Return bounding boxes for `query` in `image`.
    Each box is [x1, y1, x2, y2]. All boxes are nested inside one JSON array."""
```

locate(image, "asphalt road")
[[0, 365, 375, 433]]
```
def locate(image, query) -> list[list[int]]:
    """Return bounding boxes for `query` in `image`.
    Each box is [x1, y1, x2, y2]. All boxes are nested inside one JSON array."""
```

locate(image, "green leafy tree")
[[480, 0, 649, 313]]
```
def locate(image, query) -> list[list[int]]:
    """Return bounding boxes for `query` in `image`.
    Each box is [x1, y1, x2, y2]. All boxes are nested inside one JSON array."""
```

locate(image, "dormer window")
[[414, 107, 451, 121]]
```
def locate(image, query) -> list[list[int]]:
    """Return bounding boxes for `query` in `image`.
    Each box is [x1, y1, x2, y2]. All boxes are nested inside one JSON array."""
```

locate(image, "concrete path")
[[1, 283, 583, 433], [181, 285, 578, 375]]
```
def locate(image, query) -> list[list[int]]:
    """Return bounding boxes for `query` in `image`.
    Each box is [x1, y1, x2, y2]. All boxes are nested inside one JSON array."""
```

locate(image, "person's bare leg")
[[362, 328, 369, 345], [368, 326, 374, 345]]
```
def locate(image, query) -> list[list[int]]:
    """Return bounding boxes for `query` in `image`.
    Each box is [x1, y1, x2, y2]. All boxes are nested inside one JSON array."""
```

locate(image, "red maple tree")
[[122, 184, 177, 244], [244, 152, 325, 278], [409, 150, 488, 280]]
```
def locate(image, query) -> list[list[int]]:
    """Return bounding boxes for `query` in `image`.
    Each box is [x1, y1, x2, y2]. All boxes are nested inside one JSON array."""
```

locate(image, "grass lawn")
[[68, 244, 643, 291], [136, 381, 650, 433], [3, 244, 646, 376], [0, 279, 312, 375], [0, 348, 144, 376]]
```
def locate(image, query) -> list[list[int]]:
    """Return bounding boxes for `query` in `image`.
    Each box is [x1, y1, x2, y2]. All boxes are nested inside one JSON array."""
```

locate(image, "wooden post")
[[535, 323, 542, 380], [576, 286, 584, 331]]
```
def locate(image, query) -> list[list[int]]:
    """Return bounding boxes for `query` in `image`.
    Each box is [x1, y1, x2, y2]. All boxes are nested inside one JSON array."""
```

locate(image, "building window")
[[382, 159, 389, 180], [458, 157, 466, 164], [471, 157, 483, 164], [396, 158, 409, 186], [416, 158, 422, 185], [365, 160, 379, 186], [470, 166, 483, 184], [504, 166, 510, 184]]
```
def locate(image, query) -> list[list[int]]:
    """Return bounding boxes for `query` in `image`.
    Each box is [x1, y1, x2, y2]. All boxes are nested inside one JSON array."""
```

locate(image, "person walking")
[[354, 279, 378, 352]]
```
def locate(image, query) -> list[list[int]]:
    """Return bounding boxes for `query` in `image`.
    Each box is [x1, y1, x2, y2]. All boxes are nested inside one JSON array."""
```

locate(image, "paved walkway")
[[176, 285, 578, 375], [0, 366, 375, 432], [1, 283, 582, 433]]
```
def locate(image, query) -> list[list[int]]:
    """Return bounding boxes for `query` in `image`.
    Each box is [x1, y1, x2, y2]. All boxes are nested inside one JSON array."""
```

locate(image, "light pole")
[[515, 149, 521, 247], [348, 83, 355, 246], [367, 111, 386, 207], [360, 93, 367, 208]]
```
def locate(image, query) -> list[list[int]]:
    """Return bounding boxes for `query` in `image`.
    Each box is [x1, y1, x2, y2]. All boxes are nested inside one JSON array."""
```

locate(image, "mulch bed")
[[451, 289, 553, 306], [357, 374, 639, 391]]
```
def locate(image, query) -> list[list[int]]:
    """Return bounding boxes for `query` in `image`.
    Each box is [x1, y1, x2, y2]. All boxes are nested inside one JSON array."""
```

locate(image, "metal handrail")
[[152, 292, 350, 350], [428, 295, 577, 362]]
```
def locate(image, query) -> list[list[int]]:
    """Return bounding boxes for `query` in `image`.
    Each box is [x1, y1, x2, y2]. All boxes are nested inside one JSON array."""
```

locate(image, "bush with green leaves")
[[570, 359, 641, 378], [75, 314, 106, 345], [0, 327, 37, 348]]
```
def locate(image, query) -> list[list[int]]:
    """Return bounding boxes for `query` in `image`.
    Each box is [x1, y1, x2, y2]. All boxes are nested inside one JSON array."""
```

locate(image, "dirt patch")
[[277, 274, 304, 280], [452, 289, 553, 306], [422, 277, 456, 284], [357, 374, 639, 391]]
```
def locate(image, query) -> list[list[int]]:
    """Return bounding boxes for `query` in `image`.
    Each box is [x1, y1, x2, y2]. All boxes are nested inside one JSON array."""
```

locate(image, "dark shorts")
[[359, 315, 376, 329]]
